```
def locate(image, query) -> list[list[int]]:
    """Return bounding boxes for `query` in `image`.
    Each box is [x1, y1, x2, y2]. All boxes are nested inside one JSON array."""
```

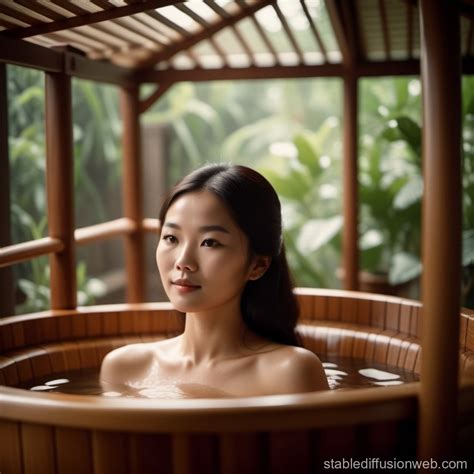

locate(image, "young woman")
[[100, 163, 329, 397]]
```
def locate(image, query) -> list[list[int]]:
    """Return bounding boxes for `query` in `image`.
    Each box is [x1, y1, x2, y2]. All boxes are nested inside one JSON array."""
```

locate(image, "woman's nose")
[[175, 246, 197, 272]]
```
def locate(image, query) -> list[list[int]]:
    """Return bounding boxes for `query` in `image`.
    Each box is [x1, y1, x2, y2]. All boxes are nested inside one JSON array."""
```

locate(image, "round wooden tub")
[[1, 289, 473, 474]]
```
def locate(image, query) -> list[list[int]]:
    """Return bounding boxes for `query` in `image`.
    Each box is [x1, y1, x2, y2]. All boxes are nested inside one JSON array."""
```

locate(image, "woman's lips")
[[172, 283, 201, 293]]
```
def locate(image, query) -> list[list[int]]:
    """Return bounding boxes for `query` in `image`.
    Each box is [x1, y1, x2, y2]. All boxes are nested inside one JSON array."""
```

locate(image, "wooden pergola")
[[0, 0, 471, 464]]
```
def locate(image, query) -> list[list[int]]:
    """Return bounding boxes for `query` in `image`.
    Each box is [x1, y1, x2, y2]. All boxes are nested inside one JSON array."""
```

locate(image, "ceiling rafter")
[[339, 0, 363, 63], [300, 0, 328, 63], [324, 0, 355, 68], [0, 0, 182, 39], [136, 0, 274, 70], [271, 3, 304, 64], [378, 0, 391, 60], [235, 0, 280, 66]]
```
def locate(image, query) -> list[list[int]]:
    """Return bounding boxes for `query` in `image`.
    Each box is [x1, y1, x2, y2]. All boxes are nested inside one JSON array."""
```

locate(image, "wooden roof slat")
[[378, 0, 391, 60], [0, 0, 183, 39], [466, 20, 473, 55], [175, 4, 210, 28], [235, 0, 280, 65], [325, 0, 353, 67], [137, 0, 273, 70], [114, 17, 169, 47], [300, 0, 328, 63], [406, 1, 414, 59], [204, 0, 255, 66], [341, 0, 364, 62], [48, 0, 92, 16], [142, 10, 190, 38], [173, 4, 230, 66], [14, 0, 65, 21], [0, 5, 45, 26], [271, 2, 304, 64]]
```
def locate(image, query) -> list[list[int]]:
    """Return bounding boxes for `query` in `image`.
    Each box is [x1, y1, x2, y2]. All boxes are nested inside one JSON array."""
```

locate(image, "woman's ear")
[[248, 256, 272, 281]]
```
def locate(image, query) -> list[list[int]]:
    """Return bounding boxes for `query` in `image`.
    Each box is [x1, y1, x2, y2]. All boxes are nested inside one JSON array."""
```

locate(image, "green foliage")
[[8, 66, 120, 313]]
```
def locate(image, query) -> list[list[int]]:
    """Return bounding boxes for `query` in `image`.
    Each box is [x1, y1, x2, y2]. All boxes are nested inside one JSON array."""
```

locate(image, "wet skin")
[[100, 190, 329, 397]]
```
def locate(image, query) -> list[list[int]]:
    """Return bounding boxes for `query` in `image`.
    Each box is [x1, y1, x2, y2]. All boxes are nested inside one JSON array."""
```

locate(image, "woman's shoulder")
[[257, 344, 329, 394], [100, 340, 173, 385]]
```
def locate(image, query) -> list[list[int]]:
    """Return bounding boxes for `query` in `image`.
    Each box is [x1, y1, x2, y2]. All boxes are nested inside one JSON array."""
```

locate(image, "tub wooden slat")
[[404, 343, 420, 372], [356, 298, 371, 326], [313, 295, 327, 320], [172, 434, 190, 474], [61, 342, 82, 372], [41, 316, 59, 344], [339, 329, 355, 357], [270, 430, 311, 474], [22, 424, 56, 474], [364, 333, 378, 361], [397, 340, 411, 370], [0, 355, 19, 386], [385, 302, 401, 332], [219, 433, 262, 474], [132, 310, 152, 334], [78, 340, 99, 370], [373, 334, 392, 364], [459, 314, 468, 350], [55, 427, 93, 474], [92, 431, 129, 474], [1, 321, 14, 352], [29, 348, 53, 379], [86, 312, 103, 338], [327, 296, 341, 322], [352, 331, 369, 358], [43, 343, 68, 374], [11, 321, 26, 349], [297, 293, 313, 320], [9, 351, 34, 384], [366, 420, 400, 457], [0, 420, 23, 473], [399, 302, 412, 335], [119, 311, 134, 335], [371, 300, 386, 329], [129, 433, 172, 474], [326, 327, 342, 356], [466, 315, 474, 351], [102, 312, 119, 337], [387, 337, 403, 367], [313, 425, 356, 464], [57, 314, 73, 341], [188, 434, 219, 474], [71, 314, 87, 340], [410, 305, 422, 338], [342, 297, 357, 324]]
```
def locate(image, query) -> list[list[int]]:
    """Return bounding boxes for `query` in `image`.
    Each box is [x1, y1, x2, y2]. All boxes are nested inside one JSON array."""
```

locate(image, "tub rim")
[[0, 382, 421, 433]]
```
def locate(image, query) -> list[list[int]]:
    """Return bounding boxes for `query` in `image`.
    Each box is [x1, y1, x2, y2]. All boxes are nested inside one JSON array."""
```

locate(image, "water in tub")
[[21, 355, 419, 398]]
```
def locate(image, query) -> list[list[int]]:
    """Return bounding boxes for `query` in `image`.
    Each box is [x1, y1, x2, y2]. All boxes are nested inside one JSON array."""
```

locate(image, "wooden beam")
[[342, 72, 359, 291], [418, 0, 462, 462], [0, 64, 15, 315], [139, 82, 174, 114], [0, 0, 183, 39], [121, 85, 145, 303], [0, 238, 65, 269], [138, 63, 344, 83], [136, 0, 273, 70], [0, 37, 63, 73], [356, 59, 420, 76], [75, 218, 137, 246], [45, 72, 76, 310], [340, 0, 364, 62]]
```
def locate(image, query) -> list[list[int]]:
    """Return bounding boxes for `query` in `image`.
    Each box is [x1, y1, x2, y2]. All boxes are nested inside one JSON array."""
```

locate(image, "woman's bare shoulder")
[[258, 345, 329, 394], [100, 341, 158, 385]]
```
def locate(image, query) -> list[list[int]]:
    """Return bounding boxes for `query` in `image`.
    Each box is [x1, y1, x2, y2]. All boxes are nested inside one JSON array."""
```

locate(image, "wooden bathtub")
[[1, 289, 473, 474]]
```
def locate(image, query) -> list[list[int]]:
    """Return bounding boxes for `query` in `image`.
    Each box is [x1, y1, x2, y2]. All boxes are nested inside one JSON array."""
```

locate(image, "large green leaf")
[[296, 216, 343, 254], [389, 252, 422, 285]]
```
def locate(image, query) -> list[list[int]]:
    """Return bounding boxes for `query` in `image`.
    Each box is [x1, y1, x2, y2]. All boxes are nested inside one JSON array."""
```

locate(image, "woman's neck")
[[179, 297, 248, 367]]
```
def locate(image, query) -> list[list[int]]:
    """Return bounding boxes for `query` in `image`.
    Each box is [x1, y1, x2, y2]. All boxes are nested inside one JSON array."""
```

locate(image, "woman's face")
[[156, 189, 258, 314]]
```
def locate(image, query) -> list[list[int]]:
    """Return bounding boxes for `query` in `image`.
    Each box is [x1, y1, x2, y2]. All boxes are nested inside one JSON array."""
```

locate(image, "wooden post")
[[45, 72, 76, 309], [121, 85, 145, 303], [342, 71, 359, 291], [0, 63, 15, 317], [418, 0, 462, 461]]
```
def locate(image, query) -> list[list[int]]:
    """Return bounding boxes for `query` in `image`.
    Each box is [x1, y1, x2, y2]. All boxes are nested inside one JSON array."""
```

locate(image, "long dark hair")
[[158, 163, 301, 347]]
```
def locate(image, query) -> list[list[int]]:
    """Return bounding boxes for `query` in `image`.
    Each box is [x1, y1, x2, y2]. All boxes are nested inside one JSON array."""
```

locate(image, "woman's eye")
[[202, 239, 220, 248], [163, 234, 177, 244]]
